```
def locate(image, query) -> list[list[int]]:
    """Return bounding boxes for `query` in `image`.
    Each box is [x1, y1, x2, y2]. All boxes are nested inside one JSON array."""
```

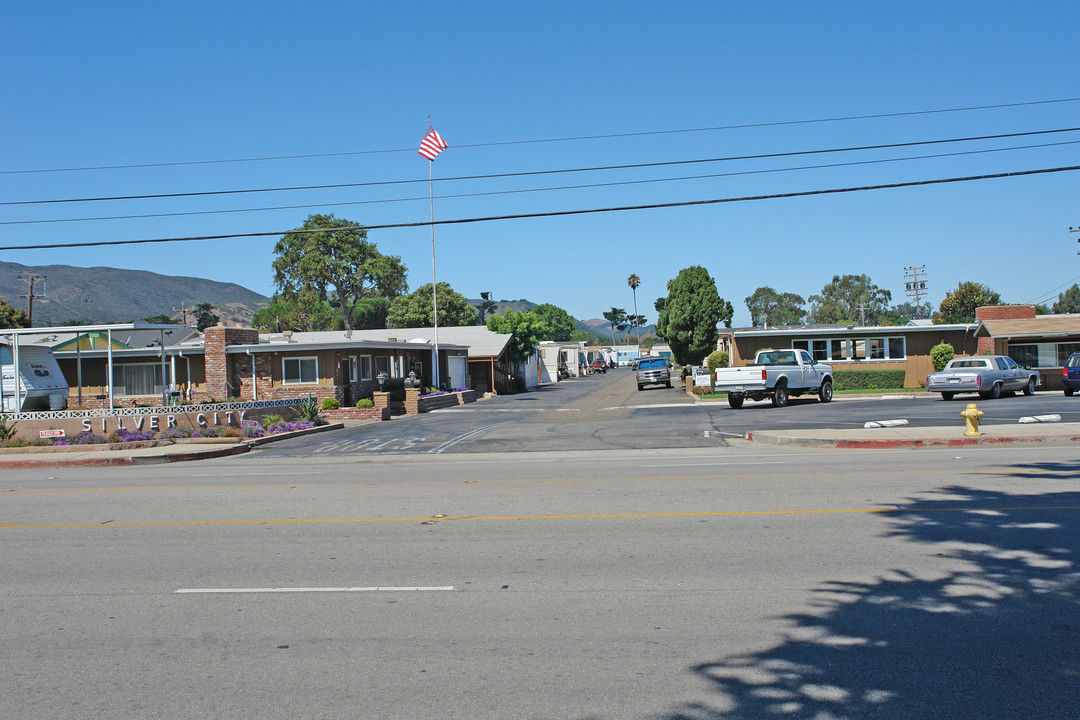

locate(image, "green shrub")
[[292, 397, 324, 425], [321, 398, 340, 410], [833, 369, 908, 391], [930, 342, 956, 372], [706, 350, 729, 371], [0, 416, 18, 442], [355, 398, 374, 409], [261, 414, 284, 428]]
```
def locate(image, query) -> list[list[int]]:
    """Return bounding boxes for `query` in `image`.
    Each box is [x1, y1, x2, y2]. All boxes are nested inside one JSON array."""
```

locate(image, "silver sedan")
[[926, 355, 1039, 400]]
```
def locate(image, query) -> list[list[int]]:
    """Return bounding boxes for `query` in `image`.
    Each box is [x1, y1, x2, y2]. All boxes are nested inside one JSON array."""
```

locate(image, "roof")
[[978, 315, 1080, 339], [348, 326, 512, 358], [733, 322, 979, 337]]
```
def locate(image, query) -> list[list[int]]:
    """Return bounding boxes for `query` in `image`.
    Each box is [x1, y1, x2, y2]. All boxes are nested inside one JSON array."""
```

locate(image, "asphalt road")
[[251, 368, 1080, 457], [2, 444, 1078, 719]]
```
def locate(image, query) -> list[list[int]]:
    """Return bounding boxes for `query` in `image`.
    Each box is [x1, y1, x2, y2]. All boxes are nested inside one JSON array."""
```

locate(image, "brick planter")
[[418, 389, 478, 413], [322, 407, 390, 422]]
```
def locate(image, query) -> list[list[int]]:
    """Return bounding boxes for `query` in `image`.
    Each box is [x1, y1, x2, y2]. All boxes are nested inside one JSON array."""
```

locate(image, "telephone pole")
[[904, 265, 928, 317], [1072, 225, 1078, 253], [172, 302, 195, 326], [17, 274, 46, 326]]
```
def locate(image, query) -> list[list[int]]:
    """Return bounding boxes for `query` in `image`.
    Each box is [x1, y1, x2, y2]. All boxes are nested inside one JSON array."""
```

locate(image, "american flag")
[[418, 124, 448, 161]]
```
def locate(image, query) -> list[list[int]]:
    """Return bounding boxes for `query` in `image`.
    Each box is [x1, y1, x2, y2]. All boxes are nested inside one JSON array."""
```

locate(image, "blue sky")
[[2, 2, 1078, 327]]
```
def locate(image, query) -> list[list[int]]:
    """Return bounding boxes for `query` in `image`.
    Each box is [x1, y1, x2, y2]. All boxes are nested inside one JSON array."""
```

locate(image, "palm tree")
[[627, 274, 641, 347]]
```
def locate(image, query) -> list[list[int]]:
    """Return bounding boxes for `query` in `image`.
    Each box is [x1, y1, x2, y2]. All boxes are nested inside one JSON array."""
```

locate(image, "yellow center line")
[[0, 467, 1054, 496], [3, 504, 1079, 530]]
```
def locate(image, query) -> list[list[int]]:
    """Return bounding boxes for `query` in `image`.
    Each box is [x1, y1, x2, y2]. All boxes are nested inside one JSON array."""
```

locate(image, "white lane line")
[[175, 586, 455, 594]]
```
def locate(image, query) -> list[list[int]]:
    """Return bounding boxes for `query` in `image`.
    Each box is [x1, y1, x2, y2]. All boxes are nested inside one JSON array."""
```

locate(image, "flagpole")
[[429, 156, 440, 390]]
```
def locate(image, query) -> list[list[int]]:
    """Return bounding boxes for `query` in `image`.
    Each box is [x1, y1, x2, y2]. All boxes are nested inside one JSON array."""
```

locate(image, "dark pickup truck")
[[636, 357, 672, 390]]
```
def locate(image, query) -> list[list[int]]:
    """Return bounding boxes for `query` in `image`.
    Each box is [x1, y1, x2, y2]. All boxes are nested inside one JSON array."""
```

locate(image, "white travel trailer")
[[1, 341, 69, 412]]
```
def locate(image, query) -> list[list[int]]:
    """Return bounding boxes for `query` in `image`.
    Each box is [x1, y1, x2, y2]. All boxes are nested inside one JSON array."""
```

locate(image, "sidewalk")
[[0, 423, 344, 469], [746, 422, 1080, 449]]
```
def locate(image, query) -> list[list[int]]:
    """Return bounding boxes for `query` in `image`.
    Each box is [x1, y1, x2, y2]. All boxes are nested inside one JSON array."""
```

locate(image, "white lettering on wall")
[[167, 416, 176, 428], [82, 419, 92, 432], [196, 414, 207, 427], [135, 417, 145, 430], [150, 417, 159, 431]]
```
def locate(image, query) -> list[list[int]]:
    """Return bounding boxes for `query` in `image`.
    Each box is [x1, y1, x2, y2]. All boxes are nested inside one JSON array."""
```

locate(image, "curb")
[[0, 443, 253, 469], [745, 431, 1080, 449]]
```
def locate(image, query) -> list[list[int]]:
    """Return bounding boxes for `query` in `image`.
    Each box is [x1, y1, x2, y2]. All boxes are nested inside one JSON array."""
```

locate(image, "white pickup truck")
[[713, 349, 833, 409]]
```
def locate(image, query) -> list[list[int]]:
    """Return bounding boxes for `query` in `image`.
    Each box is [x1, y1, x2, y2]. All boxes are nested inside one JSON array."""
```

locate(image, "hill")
[[468, 298, 655, 340], [0, 261, 269, 327]]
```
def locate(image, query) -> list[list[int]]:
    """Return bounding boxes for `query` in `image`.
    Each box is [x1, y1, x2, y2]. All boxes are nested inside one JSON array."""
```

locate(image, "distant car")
[[636, 357, 672, 390], [1063, 353, 1080, 396], [590, 359, 607, 374], [926, 355, 1039, 400]]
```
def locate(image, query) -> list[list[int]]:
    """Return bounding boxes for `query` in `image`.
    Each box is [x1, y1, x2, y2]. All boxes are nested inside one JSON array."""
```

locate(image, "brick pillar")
[[373, 392, 390, 412], [405, 387, 420, 414]]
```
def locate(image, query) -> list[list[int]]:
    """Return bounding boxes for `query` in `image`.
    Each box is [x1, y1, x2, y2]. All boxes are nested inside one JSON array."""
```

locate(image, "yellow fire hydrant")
[[961, 403, 983, 436]]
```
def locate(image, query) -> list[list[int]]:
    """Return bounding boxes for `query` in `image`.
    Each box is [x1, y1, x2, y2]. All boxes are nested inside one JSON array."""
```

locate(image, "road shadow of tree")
[[665, 484, 1080, 719]]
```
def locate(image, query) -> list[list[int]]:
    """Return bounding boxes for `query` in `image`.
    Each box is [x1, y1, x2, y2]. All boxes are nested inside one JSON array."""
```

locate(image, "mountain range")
[[0, 261, 269, 327], [0, 261, 654, 338]]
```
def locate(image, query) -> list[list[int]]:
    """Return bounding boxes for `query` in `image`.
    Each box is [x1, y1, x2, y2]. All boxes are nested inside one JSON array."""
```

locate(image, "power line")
[[3, 96, 1078, 176], [4, 138, 1078, 227], [3, 126, 1079, 207], [1, 164, 1076, 252]]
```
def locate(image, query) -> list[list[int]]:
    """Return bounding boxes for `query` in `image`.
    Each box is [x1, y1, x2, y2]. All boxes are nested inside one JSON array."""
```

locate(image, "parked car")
[[926, 355, 1038, 400], [636, 357, 672, 390], [712, 348, 832, 408], [591, 359, 607, 374], [1063, 352, 1080, 396]]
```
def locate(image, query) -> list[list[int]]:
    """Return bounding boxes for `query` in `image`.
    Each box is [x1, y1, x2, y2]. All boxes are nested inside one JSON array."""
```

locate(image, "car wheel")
[[728, 394, 744, 409], [989, 383, 1002, 399], [941, 392, 954, 401], [665, 381, 672, 388], [1066, 388, 1075, 397], [819, 379, 833, 403], [772, 383, 789, 408], [637, 385, 644, 391], [1023, 378, 1036, 396]]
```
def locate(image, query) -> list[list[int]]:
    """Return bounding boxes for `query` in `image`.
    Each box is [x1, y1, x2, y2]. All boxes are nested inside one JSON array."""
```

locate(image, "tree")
[[935, 281, 1002, 324], [745, 287, 806, 327], [142, 313, 178, 324], [625, 314, 648, 336], [1052, 284, 1080, 314], [346, 297, 391, 330], [532, 303, 576, 341], [251, 292, 336, 333], [655, 266, 726, 366], [602, 307, 628, 344], [638, 332, 656, 352], [272, 213, 408, 332], [194, 303, 220, 331], [486, 309, 545, 370], [627, 274, 642, 345], [571, 329, 602, 344], [387, 282, 476, 328], [0, 298, 29, 329], [807, 274, 892, 325], [476, 291, 498, 325]]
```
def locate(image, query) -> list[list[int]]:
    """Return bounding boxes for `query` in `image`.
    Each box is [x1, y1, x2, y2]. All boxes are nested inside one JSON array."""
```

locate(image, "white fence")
[[0, 398, 303, 422]]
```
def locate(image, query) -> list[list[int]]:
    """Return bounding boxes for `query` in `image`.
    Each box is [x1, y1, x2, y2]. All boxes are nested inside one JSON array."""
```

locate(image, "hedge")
[[832, 369, 907, 391]]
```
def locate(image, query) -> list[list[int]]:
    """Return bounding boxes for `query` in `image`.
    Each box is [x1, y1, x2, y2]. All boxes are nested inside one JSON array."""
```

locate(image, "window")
[[812, 340, 828, 362], [996, 357, 1010, 370], [888, 337, 905, 359], [868, 338, 885, 359], [360, 355, 373, 381], [282, 356, 318, 384], [831, 339, 848, 361], [375, 355, 389, 378], [348, 356, 358, 383], [851, 339, 867, 360], [1058, 343, 1080, 366], [798, 350, 813, 365], [114, 363, 165, 396]]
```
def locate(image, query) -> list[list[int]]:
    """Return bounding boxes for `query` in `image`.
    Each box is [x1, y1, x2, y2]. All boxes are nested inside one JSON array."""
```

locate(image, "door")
[[448, 356, 468, 391]]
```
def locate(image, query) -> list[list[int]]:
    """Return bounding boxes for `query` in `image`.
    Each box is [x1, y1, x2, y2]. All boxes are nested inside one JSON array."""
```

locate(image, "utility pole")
[[172, 302, 195, 326], [17, 274, 46, 326], [1072, 226, 1078, 254], [904, 265, 928, 317]]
